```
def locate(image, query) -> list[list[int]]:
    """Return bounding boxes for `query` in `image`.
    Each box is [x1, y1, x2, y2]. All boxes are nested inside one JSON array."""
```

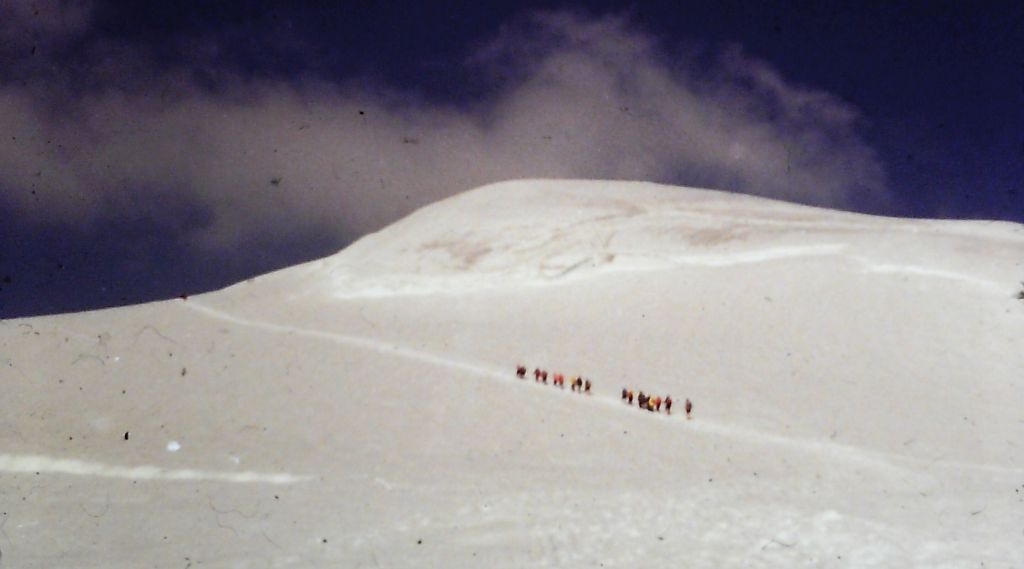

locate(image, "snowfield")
[[1, 180, 1022, 568]]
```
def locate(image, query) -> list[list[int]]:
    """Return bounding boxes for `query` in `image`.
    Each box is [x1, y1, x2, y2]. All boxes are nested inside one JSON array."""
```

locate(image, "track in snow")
[[0, 453, 309, 484], [324, 241, 1011, 300], [183, 300, 1021, 479]]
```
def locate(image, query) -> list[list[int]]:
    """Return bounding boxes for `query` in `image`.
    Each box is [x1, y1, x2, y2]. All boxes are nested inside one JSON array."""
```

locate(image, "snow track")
[[854, 260, 1008, 293], [184, 300, 1022, 479], [0, 453, 309, 484], [323, 239, 1012, 299], [185, 300, 504, 381]]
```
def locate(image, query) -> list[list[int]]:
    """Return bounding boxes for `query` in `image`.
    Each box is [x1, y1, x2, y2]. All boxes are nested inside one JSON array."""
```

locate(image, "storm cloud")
[[1, 8, 889, 241], [0, 5, 890, 315]]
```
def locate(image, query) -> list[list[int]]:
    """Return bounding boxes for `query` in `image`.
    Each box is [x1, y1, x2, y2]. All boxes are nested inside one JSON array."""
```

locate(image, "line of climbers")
[[622, 388, 692, 419], [515, 366, 693, 419], [516, 365, 591, 393]]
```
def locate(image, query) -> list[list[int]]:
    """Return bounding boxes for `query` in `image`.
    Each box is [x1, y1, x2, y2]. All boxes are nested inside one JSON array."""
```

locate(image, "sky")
[[0, 0, 1021, 318]]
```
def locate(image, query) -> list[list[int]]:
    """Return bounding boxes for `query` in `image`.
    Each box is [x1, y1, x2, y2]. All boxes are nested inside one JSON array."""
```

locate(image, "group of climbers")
[[516, 365, 591, 393], [622, 388, 692, 419], [515, 365, 692, 419]]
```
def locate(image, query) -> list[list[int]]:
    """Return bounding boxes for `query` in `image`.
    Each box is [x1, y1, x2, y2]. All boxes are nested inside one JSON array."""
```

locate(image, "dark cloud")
[[0, 6, 891, 316], [0, 0, 93, 50]]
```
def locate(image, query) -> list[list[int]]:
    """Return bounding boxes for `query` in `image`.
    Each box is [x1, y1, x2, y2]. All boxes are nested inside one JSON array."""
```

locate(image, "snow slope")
[[1, 179, 1022, 568], [266, 180, 1020, 298]]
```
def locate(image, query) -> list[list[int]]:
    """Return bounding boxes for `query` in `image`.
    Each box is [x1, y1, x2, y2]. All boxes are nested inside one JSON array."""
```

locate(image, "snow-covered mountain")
[[250, 180, 1022, 299], [2, 180, 1022, 568]]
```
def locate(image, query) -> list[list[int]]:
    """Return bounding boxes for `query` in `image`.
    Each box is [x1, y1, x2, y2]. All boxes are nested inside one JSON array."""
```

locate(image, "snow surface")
[[1, 179, 1023, 568]]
